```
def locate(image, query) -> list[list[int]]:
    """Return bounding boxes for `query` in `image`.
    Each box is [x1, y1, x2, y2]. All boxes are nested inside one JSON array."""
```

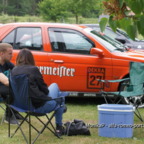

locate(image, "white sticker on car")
[[38, 66, 75, 77]]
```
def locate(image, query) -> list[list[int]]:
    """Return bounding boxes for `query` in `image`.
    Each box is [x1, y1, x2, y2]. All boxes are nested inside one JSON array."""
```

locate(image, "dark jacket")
[[0, 62, 14, 73], [11, 65, 51, 108], [0, 62, 14, 98]]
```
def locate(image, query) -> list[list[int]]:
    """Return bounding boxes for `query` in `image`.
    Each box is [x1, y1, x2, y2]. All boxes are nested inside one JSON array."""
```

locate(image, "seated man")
[[0, 43, 22, 124]]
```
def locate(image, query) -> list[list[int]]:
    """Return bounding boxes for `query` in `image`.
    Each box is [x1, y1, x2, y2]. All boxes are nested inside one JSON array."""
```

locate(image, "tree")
[[0, 0, 41, 16], [38, 0, 102, 23], [67, 0, 99, 23], [100, 0, 144, 39], [8, 0, 31, 16], [0, 0, 10, 14], [38, 0, 68, 22], [28, 0, 42, 15]]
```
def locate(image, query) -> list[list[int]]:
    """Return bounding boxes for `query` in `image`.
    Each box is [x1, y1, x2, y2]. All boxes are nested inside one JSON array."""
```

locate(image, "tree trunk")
[[75, 14, 79, 24], [2, 0, 8, 14]]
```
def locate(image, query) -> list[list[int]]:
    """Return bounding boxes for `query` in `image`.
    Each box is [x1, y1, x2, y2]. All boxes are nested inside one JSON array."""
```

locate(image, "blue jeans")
[[34, 83, 68, 126]]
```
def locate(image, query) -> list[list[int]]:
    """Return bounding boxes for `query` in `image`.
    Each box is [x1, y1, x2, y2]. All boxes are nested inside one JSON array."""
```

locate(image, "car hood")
[[114, 50, 144, 61], [125, 40, 144, 49]]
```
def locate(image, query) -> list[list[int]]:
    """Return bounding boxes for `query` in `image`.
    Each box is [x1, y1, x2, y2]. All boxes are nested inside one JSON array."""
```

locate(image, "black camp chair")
[[98, 61, 144, 122], [6, 73, 68, 144]]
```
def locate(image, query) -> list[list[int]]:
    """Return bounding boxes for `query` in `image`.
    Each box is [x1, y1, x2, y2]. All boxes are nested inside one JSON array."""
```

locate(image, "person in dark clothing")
[[11, 48, 68, 136], [0, 62, 14, 98], [0, 43, 14, 90], [0, 43, 23, 124]]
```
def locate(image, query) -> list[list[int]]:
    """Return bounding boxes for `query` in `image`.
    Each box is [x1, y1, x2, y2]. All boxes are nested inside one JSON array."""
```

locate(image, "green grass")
[[1, 98, 144, 144], [0, 14, 98, 24]]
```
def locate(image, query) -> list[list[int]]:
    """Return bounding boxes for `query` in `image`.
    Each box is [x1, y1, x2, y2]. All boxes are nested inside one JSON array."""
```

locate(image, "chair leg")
[[115, 96, 123, 104], [36, 114, 61, 138], [102, 93, 109, 104], [32, 112, 61, 144], [7, 107, 61, 144], [132, 99, 143, 122], [101, 91, 121, 104], [134, 103, 143, 122], [29, 114, 31, 144], [8, 108, 29, 143], [134, 110, 143, 122]]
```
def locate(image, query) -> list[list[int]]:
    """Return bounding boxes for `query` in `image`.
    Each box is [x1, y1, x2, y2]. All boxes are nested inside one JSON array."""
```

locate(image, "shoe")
[[5, 108, 24, 120], [4, 115, 19, 125], [56, 125, 65, 136], [15, 113, 24, 120], [63, 105, 67, 113]]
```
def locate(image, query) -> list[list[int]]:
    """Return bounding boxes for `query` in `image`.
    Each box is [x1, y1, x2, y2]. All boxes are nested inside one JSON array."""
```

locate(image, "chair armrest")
[[97, 77, 130, 83], [96, 77, 130, 88]]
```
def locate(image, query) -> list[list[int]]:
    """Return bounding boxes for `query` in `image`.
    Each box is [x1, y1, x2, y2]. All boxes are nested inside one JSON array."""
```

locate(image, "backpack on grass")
[[64, 119, 91, 136]]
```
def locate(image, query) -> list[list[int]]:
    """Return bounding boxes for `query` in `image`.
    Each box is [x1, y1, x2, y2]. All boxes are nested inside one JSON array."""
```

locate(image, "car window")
[[92, 26, 118, 40], [2, 30, 15, 46], [104, 29, 118, 39], [2, 27, 43, 51], [84, 28, 126, 52], [117, 29, 132, 41], [48, 28, 95, 54]]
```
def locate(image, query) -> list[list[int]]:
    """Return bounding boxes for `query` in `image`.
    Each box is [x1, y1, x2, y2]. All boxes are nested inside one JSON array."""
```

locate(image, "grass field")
[[0, 97, 144, 144], [0, 14, 98, 24]]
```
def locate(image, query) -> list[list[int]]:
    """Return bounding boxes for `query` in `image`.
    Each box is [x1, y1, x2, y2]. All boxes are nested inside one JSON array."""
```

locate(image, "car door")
[[1, 26, 51, 83], [47, 28, 113, 92]]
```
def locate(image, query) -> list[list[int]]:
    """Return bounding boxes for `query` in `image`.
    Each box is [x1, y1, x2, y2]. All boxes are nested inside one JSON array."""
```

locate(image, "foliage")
[[66, 0, 100, 23], [38, 0, 69, 22], [100, 0, 144, 39], [0, 0, 104, 23], [38, 0, 104, 23], [0, 0, 41, 16]]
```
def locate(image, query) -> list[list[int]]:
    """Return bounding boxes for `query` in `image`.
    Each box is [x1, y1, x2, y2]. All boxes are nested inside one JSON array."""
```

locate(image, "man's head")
[[0, 43, 13, 64]]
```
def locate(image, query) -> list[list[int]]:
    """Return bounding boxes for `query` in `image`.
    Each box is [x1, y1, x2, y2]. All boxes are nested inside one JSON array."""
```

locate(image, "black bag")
[[64, 119, 91, 136]]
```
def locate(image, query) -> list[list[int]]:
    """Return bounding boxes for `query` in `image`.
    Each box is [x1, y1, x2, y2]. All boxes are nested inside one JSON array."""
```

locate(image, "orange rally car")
[[0, 22, 144, 105]]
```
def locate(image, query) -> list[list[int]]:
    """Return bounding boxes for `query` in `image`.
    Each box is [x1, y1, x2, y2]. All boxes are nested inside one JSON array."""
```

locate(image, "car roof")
[[82, 24, 99, 27], [2, 22, 84, 29], [81, 24, 112, 30]]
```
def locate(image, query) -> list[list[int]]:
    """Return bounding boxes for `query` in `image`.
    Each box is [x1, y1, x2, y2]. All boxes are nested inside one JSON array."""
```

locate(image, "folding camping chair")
[[6, 73, 68, 144], [98, 61, 144, 122]]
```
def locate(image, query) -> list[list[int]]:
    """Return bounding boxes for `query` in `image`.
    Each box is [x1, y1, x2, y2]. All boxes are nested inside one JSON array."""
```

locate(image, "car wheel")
[[120, 80, 144, 108]]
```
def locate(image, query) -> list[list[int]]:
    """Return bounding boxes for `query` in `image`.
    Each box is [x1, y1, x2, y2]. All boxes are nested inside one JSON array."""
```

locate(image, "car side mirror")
[[90, 48, 104, 58]]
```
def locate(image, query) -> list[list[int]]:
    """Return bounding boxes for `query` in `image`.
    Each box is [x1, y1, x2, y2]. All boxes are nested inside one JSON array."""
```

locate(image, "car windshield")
[[84, 28, 127, 52], [116, 28, 142, 41], [116, 28, 132, 40]]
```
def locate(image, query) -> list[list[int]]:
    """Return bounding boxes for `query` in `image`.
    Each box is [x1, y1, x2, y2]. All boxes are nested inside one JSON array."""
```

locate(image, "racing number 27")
[[87, 67, 105, 89], [90, 75, 102, 86]]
